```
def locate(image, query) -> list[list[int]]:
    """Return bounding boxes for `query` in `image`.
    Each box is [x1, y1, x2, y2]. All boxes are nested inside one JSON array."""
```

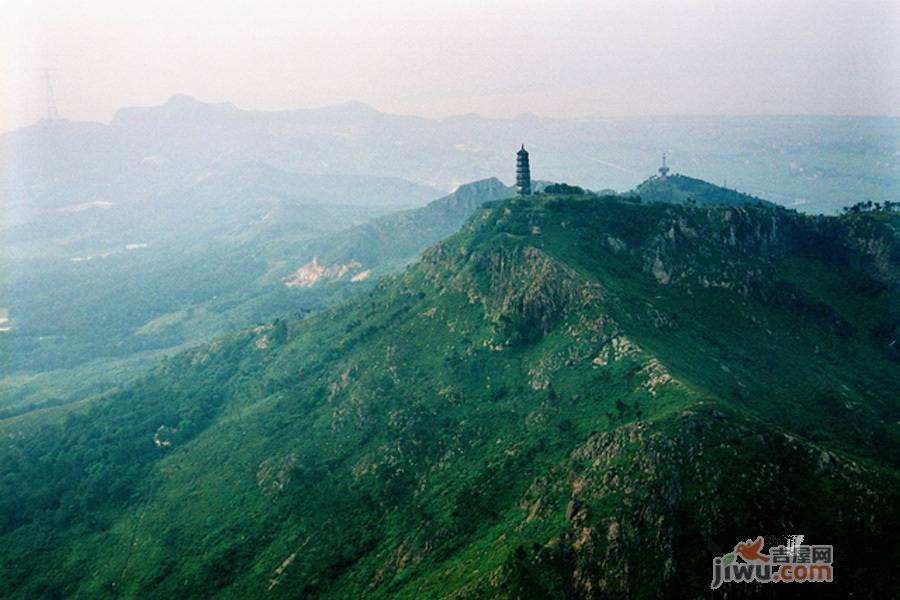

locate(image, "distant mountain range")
[[3, 94, 899, 215]]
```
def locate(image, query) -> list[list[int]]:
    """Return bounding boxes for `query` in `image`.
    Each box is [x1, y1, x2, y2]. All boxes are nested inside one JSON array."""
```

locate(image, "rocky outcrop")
[[256, 453, 299, 494], [422, 240, 604, 345], [502, 408, 897, 598], [481, 246, 603, 339]]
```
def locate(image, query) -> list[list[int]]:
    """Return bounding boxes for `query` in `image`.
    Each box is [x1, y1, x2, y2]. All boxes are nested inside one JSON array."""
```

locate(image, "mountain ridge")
[[2, 193, 897, 597], [11, 94, 900, 136]]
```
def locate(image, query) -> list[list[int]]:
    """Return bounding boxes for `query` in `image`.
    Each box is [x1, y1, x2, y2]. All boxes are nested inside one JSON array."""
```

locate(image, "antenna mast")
[[658, 151, 670, 178]]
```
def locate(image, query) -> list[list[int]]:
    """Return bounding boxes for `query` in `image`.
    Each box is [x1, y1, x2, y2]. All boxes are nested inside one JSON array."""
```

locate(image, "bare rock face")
[[256, 453, 298, 494], [422, 240, 603, 346], [284, 257, 365, 288], [481, 246, 603, 338]]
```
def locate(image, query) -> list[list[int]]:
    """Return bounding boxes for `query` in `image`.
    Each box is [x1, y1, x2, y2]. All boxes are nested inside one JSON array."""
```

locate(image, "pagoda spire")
[[516, 144, 531, 195]]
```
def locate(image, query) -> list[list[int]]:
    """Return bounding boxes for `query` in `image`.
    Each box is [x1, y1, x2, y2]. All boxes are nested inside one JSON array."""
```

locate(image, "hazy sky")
[[3, 0, 899, 131]]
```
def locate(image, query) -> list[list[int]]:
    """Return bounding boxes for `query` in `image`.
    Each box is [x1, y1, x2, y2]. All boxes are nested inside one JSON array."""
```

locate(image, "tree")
[[272, 318, 289, 344], [544, 183, 585, 195]]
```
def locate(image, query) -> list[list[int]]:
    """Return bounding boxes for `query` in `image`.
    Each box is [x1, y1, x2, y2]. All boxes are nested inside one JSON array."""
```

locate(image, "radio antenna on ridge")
[[658, 151, 670, 178]]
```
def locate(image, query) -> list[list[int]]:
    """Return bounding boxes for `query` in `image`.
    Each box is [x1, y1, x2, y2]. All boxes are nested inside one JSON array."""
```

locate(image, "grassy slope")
[[1, 197, 898, 598]]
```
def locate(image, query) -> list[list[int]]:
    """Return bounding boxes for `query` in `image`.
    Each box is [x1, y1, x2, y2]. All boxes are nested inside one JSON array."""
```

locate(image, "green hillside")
[[635, 173, 777, 208], [1, 194, 898, 598], [0, 179, 510, 420]]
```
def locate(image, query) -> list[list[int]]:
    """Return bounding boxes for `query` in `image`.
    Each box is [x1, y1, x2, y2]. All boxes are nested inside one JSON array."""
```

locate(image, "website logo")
[[710, 535, 833, 589]]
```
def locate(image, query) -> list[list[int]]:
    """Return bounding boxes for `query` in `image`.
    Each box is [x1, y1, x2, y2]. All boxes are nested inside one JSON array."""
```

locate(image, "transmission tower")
[[43, 68, 60, 120]]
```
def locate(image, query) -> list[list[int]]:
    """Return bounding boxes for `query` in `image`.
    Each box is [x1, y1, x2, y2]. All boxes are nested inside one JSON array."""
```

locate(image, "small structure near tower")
[[658, 152, 670, 178], [516, 145, 532, 195]]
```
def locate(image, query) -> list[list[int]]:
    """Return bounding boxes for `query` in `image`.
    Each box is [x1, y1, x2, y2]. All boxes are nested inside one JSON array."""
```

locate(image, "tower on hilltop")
[[516, 145, 531, 195]]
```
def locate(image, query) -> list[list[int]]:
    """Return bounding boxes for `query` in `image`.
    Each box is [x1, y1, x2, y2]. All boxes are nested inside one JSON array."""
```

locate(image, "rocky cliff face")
[[640, 205, 900, 294], [828, 214, 900, 289]]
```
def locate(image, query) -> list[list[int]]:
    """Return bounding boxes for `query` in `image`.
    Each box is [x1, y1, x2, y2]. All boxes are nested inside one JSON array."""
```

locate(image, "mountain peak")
[[635, 173, 776, 207], [430, 177, 513, 212], [111, 94, 242, 127], [337, 100, 378, 113], [165, 93, 201, 105]]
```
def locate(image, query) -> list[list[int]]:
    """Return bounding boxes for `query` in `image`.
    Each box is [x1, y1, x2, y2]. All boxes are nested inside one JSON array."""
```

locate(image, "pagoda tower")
[[516, 145, 531, 195]]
